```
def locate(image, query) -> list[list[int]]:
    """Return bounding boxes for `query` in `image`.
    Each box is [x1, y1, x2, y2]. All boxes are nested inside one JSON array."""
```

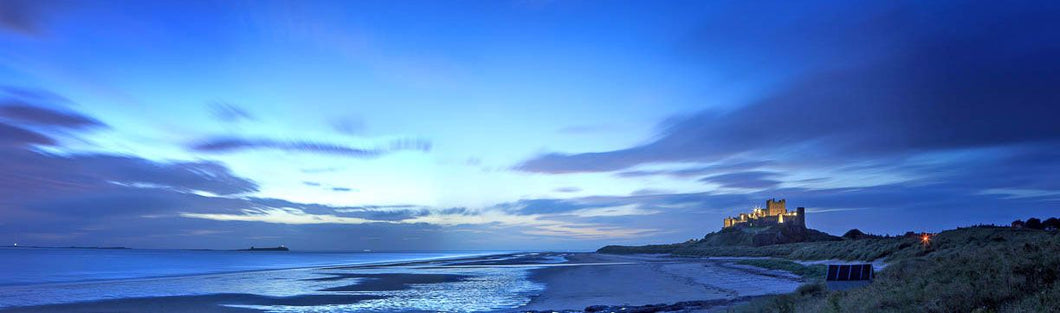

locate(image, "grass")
[[600, 227, 917, 261], [734, 259, 827, 280], [602, 225, 1060, 312], [675, 236, 918, 261], [720, 226, 1060, 313]]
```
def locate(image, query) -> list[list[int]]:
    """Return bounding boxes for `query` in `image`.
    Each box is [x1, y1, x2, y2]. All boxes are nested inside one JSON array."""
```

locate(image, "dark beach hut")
[[825, 264, 874, 290]]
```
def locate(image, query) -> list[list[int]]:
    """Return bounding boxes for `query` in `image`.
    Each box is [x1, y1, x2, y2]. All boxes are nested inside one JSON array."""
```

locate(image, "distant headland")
[[238, 245, 289, 252]]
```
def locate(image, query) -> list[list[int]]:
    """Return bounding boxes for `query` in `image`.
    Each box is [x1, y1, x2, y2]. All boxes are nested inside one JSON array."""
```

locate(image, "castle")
[[723, 199, 805, 229]]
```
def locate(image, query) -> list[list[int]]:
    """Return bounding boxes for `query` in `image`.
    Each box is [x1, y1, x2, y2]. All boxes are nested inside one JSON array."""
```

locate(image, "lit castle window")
[[723, 199, 806, 229]]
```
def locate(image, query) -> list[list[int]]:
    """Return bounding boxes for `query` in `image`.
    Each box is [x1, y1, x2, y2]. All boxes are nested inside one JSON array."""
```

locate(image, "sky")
[[0, 0, 1058, 251]]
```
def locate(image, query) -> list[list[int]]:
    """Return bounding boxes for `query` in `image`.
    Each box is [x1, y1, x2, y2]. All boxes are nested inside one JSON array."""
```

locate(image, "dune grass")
[[600, 227, 917, 261], [602, 225, 1060, 312], [734, 259, 828, 280], [720, 226, 1060, 313]]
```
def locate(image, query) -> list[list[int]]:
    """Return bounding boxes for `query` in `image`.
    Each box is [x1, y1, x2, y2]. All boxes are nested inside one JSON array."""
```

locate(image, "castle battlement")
[[724, 198, 806, 229]]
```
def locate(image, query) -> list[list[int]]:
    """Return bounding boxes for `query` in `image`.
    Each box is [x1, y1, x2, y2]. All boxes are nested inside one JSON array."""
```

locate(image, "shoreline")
[[0, 251, 514, 289], [0, 251, 524, 311], [0, 252, 808, 312], [517, 253, 806, 312]]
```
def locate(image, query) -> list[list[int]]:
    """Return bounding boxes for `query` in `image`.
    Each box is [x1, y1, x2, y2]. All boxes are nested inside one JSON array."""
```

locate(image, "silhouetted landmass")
[[237, 246, 289, 252], [839, 228, 885, 240], [598, 223, 840, 255], [1011, 216, 1060, 230]]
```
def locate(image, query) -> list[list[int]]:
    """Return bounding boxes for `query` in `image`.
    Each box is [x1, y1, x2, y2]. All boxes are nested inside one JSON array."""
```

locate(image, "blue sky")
[[1, 0, 1058, 250]]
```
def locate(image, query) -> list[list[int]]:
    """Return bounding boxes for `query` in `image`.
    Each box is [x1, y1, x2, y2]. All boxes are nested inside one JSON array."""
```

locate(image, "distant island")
[[237, 245, 289, 252], [597, 199, 1060, 313]]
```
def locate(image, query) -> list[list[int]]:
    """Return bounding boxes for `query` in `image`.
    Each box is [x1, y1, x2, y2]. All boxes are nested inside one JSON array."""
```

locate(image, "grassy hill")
[[602, 225, 1060, 312], [598, 224, 841, 255]]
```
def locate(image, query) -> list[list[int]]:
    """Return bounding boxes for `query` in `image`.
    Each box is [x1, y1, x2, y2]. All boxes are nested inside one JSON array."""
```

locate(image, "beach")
[[520, 254, 804, 312], [0, 251, 807, 312]]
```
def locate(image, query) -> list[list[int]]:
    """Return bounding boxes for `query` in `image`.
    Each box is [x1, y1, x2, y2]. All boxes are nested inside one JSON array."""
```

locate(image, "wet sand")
[[518, 254, 805, 312], [0, 271, 482, 313], [0, 253, 806, 313], [0, 293, 384, 313]]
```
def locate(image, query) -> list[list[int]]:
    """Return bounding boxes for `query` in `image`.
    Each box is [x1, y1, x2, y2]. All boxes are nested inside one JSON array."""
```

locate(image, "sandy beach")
[[0, 252, 807, 313], [518, 254, 804, 312]]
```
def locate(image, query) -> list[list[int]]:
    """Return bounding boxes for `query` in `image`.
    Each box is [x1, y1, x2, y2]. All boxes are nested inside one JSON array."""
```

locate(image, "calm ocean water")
[[0, 248, 542, 311], [0, 247, 497, 286]]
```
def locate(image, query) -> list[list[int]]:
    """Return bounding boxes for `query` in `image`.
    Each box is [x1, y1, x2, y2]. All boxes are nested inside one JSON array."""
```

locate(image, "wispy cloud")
[[400, 209, 657, 239], [0, 121, 55, 147], [180, 208, 380, 225], [980, 188, 1060, 200], [0, 0, 54, 36], [516, 2, 1060, 174], [0, 102, 106, 130], [209, 102, 254, 123], [616, 161, 773, 178], [567, 204, 658, 218], [189, 137, 431, 158], [301, 167, 343, 174], [180, 202, 658, 240], [554, 186, 581, 193], [331, 116, 366, 135], [699, 171, 782, 189]]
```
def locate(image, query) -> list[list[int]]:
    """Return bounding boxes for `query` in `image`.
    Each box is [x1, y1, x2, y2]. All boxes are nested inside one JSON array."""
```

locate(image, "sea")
[[0, 247, 546, 312]]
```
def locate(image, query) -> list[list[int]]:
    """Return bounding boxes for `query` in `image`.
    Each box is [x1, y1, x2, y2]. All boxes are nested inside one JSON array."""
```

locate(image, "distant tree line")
[[1011, 217, 1060, 230]]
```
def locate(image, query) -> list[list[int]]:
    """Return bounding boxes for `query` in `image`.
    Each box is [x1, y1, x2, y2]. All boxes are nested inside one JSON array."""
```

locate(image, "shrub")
[[1026, 218, 1043, 229], [1044, 217, 1060, 230], [795, 282, 826, 296], [735, 259, 827, 279], [842, 228, 866, 239]]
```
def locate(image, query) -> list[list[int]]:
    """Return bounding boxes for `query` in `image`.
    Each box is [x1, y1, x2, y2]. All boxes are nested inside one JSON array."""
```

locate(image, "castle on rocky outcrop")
[[723, 199, 805, 229]]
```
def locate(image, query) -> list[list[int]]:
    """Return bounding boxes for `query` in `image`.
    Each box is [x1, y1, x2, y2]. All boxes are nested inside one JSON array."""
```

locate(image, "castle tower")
[[766, 198, 787, 216], [722, 200, 807, 229]]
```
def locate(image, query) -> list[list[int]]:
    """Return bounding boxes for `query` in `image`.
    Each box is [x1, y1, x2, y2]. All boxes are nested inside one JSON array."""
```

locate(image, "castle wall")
[[723, 199, 807, 230]]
